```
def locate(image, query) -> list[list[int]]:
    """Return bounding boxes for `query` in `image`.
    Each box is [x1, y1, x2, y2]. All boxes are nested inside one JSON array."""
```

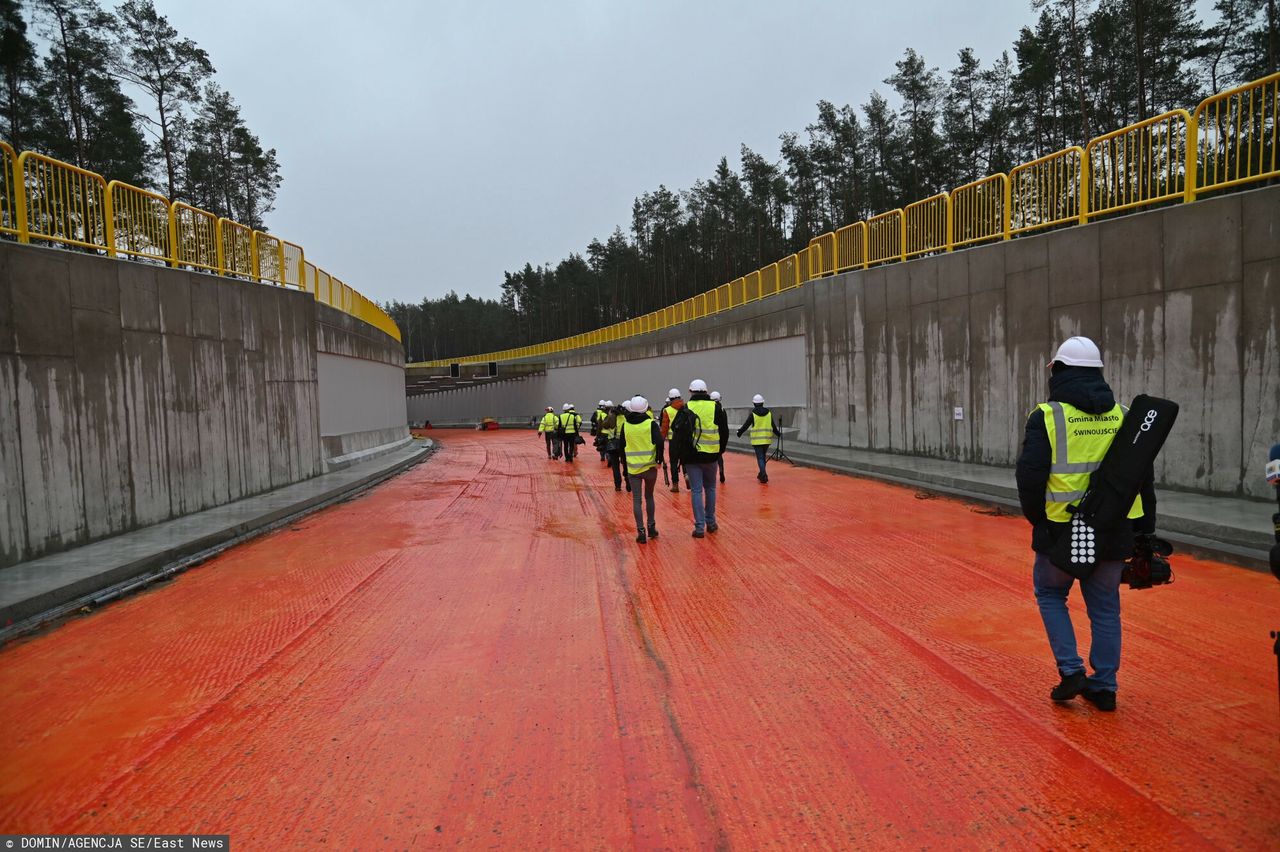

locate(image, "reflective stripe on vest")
[[1039, 401, 1143, 523], [560, 413, 579, 433], [540, 413, 557, 432], [687, 399, 719, 454], [619, 419, 657, 475], [749, 411, 774, 445]]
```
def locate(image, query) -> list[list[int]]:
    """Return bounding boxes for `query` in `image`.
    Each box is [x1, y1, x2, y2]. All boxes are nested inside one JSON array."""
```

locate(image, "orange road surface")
[[1, 429, 1277, 849]]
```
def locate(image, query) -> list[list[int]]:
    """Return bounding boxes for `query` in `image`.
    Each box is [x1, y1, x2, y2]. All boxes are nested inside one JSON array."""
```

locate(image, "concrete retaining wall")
[[412, 184, 1280, 500], [0, 243, 407, 568]]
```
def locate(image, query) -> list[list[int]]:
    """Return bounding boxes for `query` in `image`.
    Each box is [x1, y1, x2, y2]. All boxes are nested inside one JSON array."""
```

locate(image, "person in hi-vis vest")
[[736, 394, 781, 483], [558, 403, 582, 463], [1015, 336, 1157, 714], [538, 406, 560, 459], [618, 396, 666, 543], [660, 389, 686, 493], [670, 378, 728, 539]]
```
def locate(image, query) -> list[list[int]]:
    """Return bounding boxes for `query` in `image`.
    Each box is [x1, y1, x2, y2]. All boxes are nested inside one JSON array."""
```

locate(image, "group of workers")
[[536, 380, 782, 542]]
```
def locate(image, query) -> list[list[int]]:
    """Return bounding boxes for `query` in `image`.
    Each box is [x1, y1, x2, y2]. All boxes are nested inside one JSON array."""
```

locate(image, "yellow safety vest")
[[560, 412, 580, 434], [539, 413, 557, 433], [749, 411, 774, 446], [599, 414, 616, 439], [619, 418, 657, 475], [662, 405, 680, 437], [1039, 401, 1143, 523], [646, 408, 654, 421], [686, 399, 720, 455]]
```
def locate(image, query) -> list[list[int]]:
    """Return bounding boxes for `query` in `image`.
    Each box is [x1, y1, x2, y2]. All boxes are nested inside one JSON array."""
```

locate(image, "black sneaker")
[[706, 522, 719, 533], [1082, 689, 1117, 712], [635, 532, 647, 544], [615, 485, 622, 492], [647, 526, 659, 539], [1050, 671, 1087, 702], [692, 529, 705, 539]]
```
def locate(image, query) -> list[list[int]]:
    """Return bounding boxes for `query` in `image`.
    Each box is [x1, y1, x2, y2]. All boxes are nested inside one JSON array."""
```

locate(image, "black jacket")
[[1015, 366, 1157, 560], [672, 392, 728, 463], [736, 404, 782, 439], [617, 412, 665, 468]]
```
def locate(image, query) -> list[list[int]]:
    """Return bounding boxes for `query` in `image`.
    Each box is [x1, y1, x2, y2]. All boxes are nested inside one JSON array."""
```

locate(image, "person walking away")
[[560, 403, 582, 463], [710, 391, 727, 483], [598, 400, 615, 462], [1015, 336, 1157, 713], [539, 406, 559, 459], [661, 389, 686, 493], [620, 396, 665, 543], [600, 403, 628, 492], [671, 379, 728, 538], [590, 400, 605, 442], [736, 394, 781, 483]]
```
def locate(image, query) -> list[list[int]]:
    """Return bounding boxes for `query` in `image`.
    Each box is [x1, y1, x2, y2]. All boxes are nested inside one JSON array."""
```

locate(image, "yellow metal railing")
[[867, 209, 904, 266], [808, 232, 835, 277], [951, 173, 1009, 248], [107, 181, 170, 263], [0, 141, 15, 238], [1085, 109, 1190, 219], [1190, 71, 1280, 199], [18, 151, 109, 251], [219, 218, 254, 278], [171, 202, 219, 272], [834, 221, 866, 271], [904, 192, 951, 258], [0, 143, 399, 342], [1010, 146, 1085, 234]]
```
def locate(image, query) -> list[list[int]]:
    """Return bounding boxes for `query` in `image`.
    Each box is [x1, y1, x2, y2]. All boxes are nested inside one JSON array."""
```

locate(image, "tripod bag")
[[1048, 394, 1179, 578]]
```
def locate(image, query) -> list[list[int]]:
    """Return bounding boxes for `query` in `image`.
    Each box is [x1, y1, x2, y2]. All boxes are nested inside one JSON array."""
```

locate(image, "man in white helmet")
[[538, 405, 560, 459], [660, 388, 686, 493], [559, 403, 582, 463], [709, 392, 726, 483], [736, 394, 782, 482], [1015, 336, 1157, 714], [669, 378, 728, 538], [618, 396, 666, 543]]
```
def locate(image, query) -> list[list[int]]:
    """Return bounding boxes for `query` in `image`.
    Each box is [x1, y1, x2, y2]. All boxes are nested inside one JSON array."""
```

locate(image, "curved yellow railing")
[[0, 144, 400, 342]]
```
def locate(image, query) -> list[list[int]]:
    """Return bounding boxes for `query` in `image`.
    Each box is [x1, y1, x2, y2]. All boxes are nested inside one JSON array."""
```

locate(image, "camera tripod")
[[770, 430, 793, 464]]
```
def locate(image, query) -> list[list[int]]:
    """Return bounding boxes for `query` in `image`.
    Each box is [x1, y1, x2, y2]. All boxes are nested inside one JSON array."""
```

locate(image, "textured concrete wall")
[[414, 184, 1279, 500], [0, 244, 406, 568], [408, 334, 807, 425]]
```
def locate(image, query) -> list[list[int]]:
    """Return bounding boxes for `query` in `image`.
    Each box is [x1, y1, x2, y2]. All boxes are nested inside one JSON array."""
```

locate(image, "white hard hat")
[[630, 395, 647, 413], [689, 378, 708, 393], [668, 388, 681, 399], [1049, 336, 1104, 368], [599, 400, 605, 406], [546, 406, 553, 411], [752, 394, 765, 404], [710, 391, 721, 401], [562, 403, 572, 411], [605, 399, 613, 407]]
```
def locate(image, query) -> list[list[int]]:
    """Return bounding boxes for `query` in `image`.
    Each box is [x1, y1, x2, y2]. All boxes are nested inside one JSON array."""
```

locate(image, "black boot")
[[1050, 671, 1087, 702], [635, 531, 647, 544], [1082, 689, 1117, 712], [647, 525, 659, 539]]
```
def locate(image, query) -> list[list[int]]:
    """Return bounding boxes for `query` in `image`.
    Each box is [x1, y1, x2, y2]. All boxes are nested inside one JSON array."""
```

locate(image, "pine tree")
[[886, 48, 945, 202], [0, 0, 40, 151]]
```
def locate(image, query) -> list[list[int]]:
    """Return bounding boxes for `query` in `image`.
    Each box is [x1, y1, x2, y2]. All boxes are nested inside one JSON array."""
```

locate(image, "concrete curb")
[[0, 439, 436, 644]]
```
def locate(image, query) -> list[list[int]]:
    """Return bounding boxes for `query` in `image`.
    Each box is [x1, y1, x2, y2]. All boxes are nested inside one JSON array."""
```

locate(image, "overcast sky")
[[155, 0, 1205, 306]]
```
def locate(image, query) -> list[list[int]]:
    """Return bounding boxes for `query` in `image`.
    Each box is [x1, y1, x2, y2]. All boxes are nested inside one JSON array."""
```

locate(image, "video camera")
[[1122, 533, 1174, 589]]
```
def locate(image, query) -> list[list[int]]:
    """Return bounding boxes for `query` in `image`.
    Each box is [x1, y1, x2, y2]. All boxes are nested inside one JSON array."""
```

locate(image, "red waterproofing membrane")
[[1, 429, 1276, 847]]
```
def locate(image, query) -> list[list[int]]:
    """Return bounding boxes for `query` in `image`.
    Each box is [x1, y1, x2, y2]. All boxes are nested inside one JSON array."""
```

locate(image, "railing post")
[[944, 193, 953, 252], [277, 240, 286, 287], [11, 152, 28, 244], [215, 219, 226, 276], [861, 223, 868, 269], [1002, 173, 1011, 240], [1079, 148, 1091, 224], [103, 184, 117, 258], [899, 212, 906, 262], [166, 202, 180, 268], [1185, 109, 1199, 203]]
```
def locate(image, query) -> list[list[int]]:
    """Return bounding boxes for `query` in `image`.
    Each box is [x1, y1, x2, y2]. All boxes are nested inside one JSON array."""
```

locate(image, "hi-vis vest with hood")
[[539, 412, 558, 433], [1038, 401, 1143, 523], [619, 419, 657, 475], [749, 411, 774, 446], [686, 399, 720, 455]]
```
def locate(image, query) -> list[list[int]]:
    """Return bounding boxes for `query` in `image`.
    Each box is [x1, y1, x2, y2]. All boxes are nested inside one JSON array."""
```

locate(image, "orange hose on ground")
[[0, 429, 1276, 848]]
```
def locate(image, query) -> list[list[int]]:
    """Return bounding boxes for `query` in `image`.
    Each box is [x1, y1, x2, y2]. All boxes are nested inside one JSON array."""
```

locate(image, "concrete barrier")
[[410, 184, 1280, 501], [0, 243, 408, 568]]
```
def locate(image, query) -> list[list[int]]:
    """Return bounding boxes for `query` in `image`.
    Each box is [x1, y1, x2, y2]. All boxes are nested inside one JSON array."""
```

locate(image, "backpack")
[[669, 407, 699, 462]]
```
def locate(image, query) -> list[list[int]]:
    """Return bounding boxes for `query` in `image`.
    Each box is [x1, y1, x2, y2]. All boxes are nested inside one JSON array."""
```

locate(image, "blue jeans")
[[685, 461, 719, 532], [753, 445, 769, 476], [1033, 552, 1123, 691]]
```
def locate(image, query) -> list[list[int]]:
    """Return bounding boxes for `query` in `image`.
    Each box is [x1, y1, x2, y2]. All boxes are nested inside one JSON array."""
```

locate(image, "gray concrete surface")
[[0, 438, 432, 637], [416, 184, 1280, 504], [0, 243, 410, 569]]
